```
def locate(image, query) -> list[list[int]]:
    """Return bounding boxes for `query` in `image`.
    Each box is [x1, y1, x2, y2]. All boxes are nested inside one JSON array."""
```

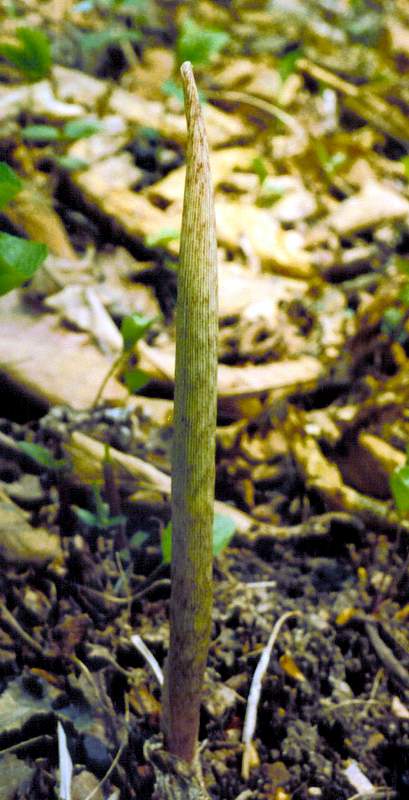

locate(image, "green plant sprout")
[[0, 27, 51, 81], [315, 141, 347, 179], [93, 312, 155, 407], [162, 18, 229, 104], [402, 156, 409, 181], [381, 257, 409, 345], [161, 513, 235, 565], [144, 228, 180, 248], [75, 0, 146, 69], [74, 484, 126, 536], [22, 118, 102, 143], [0, 162, 47, 295], [176, 17, 229, 68], [277, 47, 303, 83], [21, 118, 104, 171], [390, 454, 409, 515], [18, 441, 67, 471], [157, 62, 218, 789]]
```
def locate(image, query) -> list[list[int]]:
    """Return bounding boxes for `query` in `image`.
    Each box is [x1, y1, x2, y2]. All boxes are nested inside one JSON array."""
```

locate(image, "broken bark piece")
[[0, 294, 128, 409]]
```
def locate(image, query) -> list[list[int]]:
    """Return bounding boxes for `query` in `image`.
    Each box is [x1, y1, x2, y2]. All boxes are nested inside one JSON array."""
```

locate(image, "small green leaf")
[[316, 142, 347, 177], [120, 312, 155, 351], [124, 367, 149, 392], [390, 464, 409, 513], [80, 27, 141, 51], [0, 27, 51, 81], [129, 530, 149, 549], [161, 513, 236, 564], [212, 514, 236, 556], [402, 156, 409, 181], [161, 521, 172, 564], [395, 257, 409, 276], [74, 506, 100, 528], [0, 233, 47, 295], [62, 118, 102, 140], [177, 18, 229, 67], [162, 79, 184, 103], [145, 228, 180, 248], [251, 156, 268, 186], [398, 284, 409, 306], [278, 47, 302, 82], [382, 307, 403, 335], [0, 162, 23, 210], [22, 125, 60, 142], [18, 442, 66, 470], [54, 155, 88, 171]]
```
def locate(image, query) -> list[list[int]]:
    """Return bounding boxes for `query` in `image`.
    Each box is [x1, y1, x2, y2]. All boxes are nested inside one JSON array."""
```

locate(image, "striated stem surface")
[[161, 61, 218, 765]]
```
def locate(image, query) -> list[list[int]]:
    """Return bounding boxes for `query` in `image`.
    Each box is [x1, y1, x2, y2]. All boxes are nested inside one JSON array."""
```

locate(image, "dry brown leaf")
[[0, 488, 62, 565], [327, 180, 409, 236], [0, 294, 127, 409]]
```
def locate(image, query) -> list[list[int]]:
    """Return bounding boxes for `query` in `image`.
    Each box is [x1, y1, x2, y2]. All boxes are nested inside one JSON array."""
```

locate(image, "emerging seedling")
[[0, 162, 47, 295], [92, 311, 154, 407], [0, 27, 51, 81], [160, 61, 218, 773]]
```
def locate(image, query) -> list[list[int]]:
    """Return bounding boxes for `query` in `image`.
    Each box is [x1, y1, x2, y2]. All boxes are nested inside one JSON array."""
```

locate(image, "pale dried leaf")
[[0, 488, 62, 565]]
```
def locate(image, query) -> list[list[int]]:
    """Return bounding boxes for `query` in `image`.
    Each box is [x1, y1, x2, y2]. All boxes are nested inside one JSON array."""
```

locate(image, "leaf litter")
[[0, 0, 409, 798]]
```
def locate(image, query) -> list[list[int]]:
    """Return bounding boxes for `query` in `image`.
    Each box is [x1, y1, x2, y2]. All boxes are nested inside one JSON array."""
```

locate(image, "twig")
[[0, 735, 54, 755], [241, 610, 300, 779], [83, 740, 126, 800], [79, 578, 171, 605], [0, 604, 46, 655], [207, 89, 304, 137], [365, 622, 409, 689]]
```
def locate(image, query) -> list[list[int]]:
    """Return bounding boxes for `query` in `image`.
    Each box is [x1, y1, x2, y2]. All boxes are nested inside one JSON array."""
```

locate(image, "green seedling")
[[80, 26, 141, 52], [0, 231, 47, 296], [93, 312, 155, 406], [390, 455, 409, 515], [176, 17, 229, 68], [277, 47, 302, 83], [381, 307, 407, 343], [316, 141, 347, 178], [161, 513, 236, 565], [160, 62, 218, 777], [0, 162, 48, 295], [0, 162, 23, 209], [381, 257, 409, 344], [144, 228, 180, 248], [16, 121, 90, 170], [251, 156, 269, 187], [402, 156, 409, 181], [18, 442, 67, 471], [18, 442, 73, 534], [76, 0, 146, 68], [0, 27, 51, 81], [23, 118, 102, 143], [74, 484, 126, 534]]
